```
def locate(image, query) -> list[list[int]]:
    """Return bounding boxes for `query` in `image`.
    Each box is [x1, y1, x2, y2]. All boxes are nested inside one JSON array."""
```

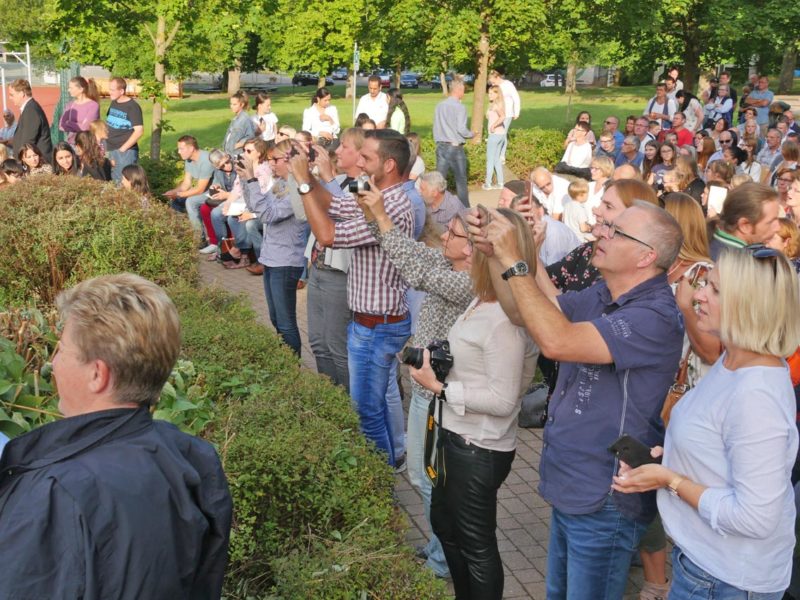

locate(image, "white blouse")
[[302, 105, 340, 139]]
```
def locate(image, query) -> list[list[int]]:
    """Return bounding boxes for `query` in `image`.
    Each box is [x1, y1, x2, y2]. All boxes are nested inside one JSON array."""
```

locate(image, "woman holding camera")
[[409, 208, 539, 600], [301, 87, 340, 144], [613, 246, 800, 599]]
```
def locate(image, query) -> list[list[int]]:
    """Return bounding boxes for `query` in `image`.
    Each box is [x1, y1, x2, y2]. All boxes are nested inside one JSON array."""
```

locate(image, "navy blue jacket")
[[0, 407, 232, 599]]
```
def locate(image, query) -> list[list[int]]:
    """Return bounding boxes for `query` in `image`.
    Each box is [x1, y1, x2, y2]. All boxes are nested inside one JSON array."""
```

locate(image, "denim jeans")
[[670, 547, 784, 600], [244, 219, 263, 251], [347, 316, 411, 466], [386, 360, 405, 461], [407, 391, 449, 577], [306, 266, 350, 391], [546, 497, 646, 600], [262, 266, 304, 356], [108, 147, 139, 183], [485, 133, 506, 187], [431, 430, 515, 599], [435, 142, 469, 207], [501, 116, 513, 160], [210, 207, 250, 250], [185, 194, 208, 232]]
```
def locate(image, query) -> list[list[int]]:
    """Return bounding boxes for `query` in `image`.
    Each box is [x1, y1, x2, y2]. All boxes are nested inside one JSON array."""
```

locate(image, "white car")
[[540, 74, 558, 87]]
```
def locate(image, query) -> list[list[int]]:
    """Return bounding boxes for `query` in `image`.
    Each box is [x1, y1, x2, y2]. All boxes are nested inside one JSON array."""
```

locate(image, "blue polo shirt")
[[539, 273, 684, 524]]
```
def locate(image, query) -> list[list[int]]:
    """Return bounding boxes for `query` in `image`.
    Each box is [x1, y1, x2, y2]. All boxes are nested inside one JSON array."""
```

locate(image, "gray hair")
[[420, 170, 447, 193], [209, 149, 227, 168], [632, 200, 683, 270], [623, 135, 638, 147], [448, 78, 465, 94]]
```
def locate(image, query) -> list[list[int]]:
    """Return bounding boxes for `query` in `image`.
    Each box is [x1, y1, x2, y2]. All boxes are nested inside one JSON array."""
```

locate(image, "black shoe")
[[414, 545, 428, 560]]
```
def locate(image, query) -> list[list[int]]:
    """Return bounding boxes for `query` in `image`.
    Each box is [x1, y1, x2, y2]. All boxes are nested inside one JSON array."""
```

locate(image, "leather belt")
[[353, 312, 408, 329]]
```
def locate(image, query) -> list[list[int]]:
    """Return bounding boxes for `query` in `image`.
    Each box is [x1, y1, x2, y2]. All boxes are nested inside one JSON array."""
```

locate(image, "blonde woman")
[[483, 85, 506, 190], [615, 246, 800, 599]]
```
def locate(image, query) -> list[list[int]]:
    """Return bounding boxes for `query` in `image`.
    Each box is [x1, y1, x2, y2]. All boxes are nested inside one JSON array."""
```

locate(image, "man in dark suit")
[[8, 78, 52, 162]]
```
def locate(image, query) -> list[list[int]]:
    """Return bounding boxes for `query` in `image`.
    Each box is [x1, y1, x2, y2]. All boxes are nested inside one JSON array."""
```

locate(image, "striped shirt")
[[329, 182, 413, 315]]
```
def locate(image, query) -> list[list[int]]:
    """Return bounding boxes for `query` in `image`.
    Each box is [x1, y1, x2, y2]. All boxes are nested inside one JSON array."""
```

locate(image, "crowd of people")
[[2, 67, 800, 600]]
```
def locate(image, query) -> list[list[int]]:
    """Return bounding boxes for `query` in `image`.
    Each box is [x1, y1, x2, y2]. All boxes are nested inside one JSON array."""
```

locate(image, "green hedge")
[[0, 175, 196, 306], [419, 126, 565, 184], [173, 284, 446, 599], [140, 151, 184, 198]]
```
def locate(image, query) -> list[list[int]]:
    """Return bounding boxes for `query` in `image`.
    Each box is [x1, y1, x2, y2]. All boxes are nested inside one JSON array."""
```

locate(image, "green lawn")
[[108, 84, 658, 156]]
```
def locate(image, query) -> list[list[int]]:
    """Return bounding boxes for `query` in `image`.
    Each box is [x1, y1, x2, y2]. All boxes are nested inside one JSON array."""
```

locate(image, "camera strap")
[[424, 394, 446, 487]]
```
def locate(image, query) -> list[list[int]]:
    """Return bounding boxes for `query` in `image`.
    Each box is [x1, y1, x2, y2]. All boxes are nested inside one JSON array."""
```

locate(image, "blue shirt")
[[539, 274, 684, 523], [748, 89, 774, 125], [403, 180, 427, 240], [659, 357, 797, 592], [615, 151, 644, 169]]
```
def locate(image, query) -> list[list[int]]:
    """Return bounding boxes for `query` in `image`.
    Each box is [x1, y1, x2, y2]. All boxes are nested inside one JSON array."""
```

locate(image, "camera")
[[235, 155, 245, 168], [348, 175, 371, 195], [289, 146, 316, 162], [401, 339, 454, 383]]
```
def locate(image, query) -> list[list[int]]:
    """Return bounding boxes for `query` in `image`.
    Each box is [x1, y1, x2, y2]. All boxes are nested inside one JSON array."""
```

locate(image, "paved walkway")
[[198, 180, 650, 598]]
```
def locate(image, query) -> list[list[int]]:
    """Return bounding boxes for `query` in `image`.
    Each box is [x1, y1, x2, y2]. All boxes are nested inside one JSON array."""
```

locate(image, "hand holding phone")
[[608, 435, 659, 469]]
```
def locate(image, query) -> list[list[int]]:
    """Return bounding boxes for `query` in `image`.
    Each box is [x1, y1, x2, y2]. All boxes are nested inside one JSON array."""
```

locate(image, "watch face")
[[513, 261, 529, 276]]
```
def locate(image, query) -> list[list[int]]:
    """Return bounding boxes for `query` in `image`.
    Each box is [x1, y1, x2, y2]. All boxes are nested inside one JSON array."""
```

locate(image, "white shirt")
[[643, 95, 678, 126], [561, 142, 593, 168], [499, 79, 521, 119], [540, 214, 582, 265], [562, 199, 593, 242], [251, 112, 278, 141], [355, 92, 389, 125], [302, 105, 340, 139]]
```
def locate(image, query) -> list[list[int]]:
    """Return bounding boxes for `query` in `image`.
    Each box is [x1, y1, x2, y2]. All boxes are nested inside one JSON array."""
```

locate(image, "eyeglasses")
[[604, 120, 614, 125], [719, 138, 733, 144], [600, 138, 613, 144], [777, 177, 795, 184], [446, 227, 472, 249], [600, 222, 654, 249], [269, 155, 289, 163]]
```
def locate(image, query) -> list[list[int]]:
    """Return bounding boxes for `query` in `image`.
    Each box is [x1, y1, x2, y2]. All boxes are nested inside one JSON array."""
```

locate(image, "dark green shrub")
[[171, 284, 446, 599], [140, 150, 184, 198], [0, 175, 196, 306], [420, 126, 564, 183]]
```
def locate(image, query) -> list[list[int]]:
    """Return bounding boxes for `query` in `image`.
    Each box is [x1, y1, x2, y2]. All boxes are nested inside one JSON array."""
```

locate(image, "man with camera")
[[471, 202, 685, 599], [288, 129, 414, 470]]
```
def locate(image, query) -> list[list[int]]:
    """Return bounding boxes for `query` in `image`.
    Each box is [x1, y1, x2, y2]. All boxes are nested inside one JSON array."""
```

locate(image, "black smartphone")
[[235, 155, 245, 168], [607, 434, 658, 468]]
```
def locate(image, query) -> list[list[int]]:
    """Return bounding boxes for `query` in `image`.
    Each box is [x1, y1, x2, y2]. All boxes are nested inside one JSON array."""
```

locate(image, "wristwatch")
[[501, 260, 530, 281], [297, 182, 312, 195], [667, 475, 685, 497]]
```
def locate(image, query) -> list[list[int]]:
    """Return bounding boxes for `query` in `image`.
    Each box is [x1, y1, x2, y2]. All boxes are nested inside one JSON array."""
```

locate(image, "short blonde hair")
[[472, 208, 537, 301], [56, 273, 180, 407], [568, 179, 589, 199], [717, 248, 800, 357], [591, 156, 615, 178]]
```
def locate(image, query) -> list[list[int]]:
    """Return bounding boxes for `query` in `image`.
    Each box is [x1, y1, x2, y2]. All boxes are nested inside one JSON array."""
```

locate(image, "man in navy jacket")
[[0, 273, 232, 599], [8, 78, 52, 161]]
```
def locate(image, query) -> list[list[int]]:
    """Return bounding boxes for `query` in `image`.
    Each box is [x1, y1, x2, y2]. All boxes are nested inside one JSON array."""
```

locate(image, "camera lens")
[[400, 347, 424, 369]]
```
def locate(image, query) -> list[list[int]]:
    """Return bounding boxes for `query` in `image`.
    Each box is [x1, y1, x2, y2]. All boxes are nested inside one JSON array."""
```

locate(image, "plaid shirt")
[[329, 182, 413, 315]]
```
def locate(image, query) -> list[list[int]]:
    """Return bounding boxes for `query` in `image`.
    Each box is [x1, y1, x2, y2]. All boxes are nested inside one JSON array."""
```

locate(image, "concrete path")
[[197, 178, 650, 598]]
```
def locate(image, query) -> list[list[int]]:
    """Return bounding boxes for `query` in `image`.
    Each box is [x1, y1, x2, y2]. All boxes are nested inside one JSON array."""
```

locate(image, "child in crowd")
[[251, 92, 278, 142], [562, 179, 593, 242], [90, 119, 109, 156]]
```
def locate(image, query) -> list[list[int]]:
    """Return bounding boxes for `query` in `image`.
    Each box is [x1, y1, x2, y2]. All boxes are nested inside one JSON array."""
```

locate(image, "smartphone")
[[607, 434, 658, 468], [707, 185, 728, 215], [235, 155, 245, 168]]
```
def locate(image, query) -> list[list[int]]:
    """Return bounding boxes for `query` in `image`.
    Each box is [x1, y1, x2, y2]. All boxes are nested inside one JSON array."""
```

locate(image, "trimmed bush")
[[0, 175, 196, 306], [140, 150, 184, 198], [419, 126, 565, 183], [172, 284, 446, 599]]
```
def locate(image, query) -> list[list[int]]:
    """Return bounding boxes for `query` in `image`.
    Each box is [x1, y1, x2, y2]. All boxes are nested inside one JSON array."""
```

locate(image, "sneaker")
[[481, 183, 493, 191], [199, 244, 218, 255], [393, 455, 407, 474], [493, 184, 504, 190]]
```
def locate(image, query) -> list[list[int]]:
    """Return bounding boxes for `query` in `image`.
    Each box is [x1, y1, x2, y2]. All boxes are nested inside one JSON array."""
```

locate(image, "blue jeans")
[[435, 142, 469, 207], [185, 194, 207, 232], [262, 266, 303, 356], [108, 147, 139, 183], [387, 360, 405, 461], [210, 207, 251, 250], [501, 116, 513, 160], [546, 498, 646, 600], [347, 316, 411, 466], [670, 547, 784, 600], [407, 390, 449, 577], [244, 219, 263, 250], [485, 133, 506, 187]]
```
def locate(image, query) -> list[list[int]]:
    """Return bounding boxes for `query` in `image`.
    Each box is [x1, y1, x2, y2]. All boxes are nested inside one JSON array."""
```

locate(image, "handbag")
[[220, 237, 236, 255], [661, 346, 691, 427]]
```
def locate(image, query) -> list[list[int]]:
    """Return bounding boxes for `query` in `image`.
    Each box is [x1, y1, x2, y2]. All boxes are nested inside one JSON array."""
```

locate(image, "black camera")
[[235, 155, 245, 168], [401, 339, 454, 383], [289, 146, 316, 162], [348, 175, 371, 194]]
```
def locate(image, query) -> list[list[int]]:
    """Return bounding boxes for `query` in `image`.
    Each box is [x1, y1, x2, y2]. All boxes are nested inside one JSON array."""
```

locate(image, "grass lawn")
[[107, 84, 659, 156]]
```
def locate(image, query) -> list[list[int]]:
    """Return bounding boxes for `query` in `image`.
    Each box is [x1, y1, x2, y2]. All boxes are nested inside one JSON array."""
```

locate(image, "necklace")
[[463, 299, 484, 320]]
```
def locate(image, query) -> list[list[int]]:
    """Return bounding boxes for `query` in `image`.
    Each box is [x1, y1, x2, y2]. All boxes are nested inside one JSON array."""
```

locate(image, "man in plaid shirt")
[[290, 129, 414, 468]]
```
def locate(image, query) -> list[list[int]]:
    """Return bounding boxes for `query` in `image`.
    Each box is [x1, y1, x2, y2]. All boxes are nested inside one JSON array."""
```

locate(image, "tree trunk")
[[778, 42, 798, 94], [470, 26, 490, 143], [565, 61, 577, 95], [317, 75, 326, 89], [345, 70, 354, 99], [394, 61, 401, 89], [440, 61, 448, 97], [150, 15, 168, 161], [227, 62, 241, 95], [681, 32, 701, 94]]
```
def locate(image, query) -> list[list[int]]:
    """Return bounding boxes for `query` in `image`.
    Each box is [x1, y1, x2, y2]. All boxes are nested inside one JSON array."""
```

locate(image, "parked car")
[[292, 72, 334, 86], [539, 73, 560, 87], [332, 68, 348, 80], [373, 70, 391, 88], [400, 73, 419, 89]]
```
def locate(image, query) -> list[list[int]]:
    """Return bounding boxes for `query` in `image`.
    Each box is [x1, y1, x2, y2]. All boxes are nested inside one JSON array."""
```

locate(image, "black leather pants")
[[430, 429, 515, 600]]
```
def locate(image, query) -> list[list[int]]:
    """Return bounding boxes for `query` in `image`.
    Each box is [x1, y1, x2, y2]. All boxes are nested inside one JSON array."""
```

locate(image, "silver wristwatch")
[[501, 260, 530, 281]]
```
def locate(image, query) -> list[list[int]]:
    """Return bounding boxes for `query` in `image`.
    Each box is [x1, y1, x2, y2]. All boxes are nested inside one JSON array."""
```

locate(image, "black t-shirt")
[[106, 99, 143, 151]]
